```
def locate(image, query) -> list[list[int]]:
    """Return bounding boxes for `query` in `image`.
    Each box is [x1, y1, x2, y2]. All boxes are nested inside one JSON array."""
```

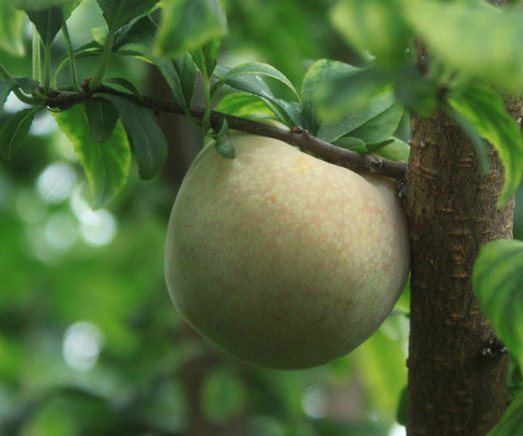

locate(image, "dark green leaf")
[[5, 0, 77, 10], [448, 84, 523, 205], [212, 62, 299, 101], [348, 101, 403, 144], [26, 7, 64, 44], [330, 0, 411, 67], [473, 239, 523, 368], [0, 79, 18, 112], [318, 93, 397, 143], [14, 77, 40, 93], [113, 14, 157, 52], [312, 61, 391, 125], [62, 0, 81, 20], [214, 65, 301, 126], [85, 100, 119, 143], [200, 367, 247, 425], [152, 55, 197, 112], [0, 3, 25, 56], [53, 104, 131, 208], [0, 107, 39, 160], [96, 0, 159, 31], [404, 0, 523, 91], [191, 39, 221, 78], [98, 94, 167, 179], [155, 0, 227, 57], [214, 119, 234, 158], [104, 78, 141, 98], [301, 59, 360, 134], [487, 391, 523, 435]]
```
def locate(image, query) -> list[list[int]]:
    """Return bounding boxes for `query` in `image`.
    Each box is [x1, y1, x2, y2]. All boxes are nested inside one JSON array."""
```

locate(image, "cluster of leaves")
[[2, 0, 523, 433]]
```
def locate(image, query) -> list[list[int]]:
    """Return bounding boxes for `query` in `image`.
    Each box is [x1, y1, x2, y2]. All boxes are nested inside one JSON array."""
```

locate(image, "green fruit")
[[165, 134, 410, 369]]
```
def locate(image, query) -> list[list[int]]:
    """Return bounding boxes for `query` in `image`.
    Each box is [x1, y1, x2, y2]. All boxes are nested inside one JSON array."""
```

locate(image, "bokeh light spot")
[[62, 321, 104, 372], [79, 209, 117, 247], [36, 162, 77, 204]]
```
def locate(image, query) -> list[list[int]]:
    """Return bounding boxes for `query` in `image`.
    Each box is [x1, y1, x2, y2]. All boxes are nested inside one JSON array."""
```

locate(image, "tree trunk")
[[405, 111, 514, 434]]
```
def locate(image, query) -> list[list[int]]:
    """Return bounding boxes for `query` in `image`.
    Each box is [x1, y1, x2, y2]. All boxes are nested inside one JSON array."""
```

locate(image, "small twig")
[[46, 88, 408, 180]]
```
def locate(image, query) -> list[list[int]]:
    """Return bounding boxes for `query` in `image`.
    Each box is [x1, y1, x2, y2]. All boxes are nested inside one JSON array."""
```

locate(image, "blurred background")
[[3, 0, 519, 435]]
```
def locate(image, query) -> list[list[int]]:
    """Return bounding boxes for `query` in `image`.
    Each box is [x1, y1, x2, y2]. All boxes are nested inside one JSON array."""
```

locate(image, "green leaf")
[[310, 60, 391, 125], [84, 100, 119, 143], [0, 3, 25, 56], [53, 104, 131, 208], [473, 239, 523, 368], [0, 107, 39, 160], [318, 92, 397, 143], [448, 84, 523, 205], [98, 94, 167, 180], [348, 101, 403, 144], [330, 0, 411, 67], [96, 0, 159, 31], [487, 392, 523, 436], [394, 63, 438, 117], [404, 0, 523, 91], [0, 79, 18, 112], [104, 78, 141, 98], [200, 367, 247, 425], [214, 65, 301, 126], [191, 39, 221, 78], [214, 119, 234, 158], [154, 0, 227, 57], [374, 137, 410, 162], [26, 7, 64, 44], [5, 0, 77, 10], [212, 62, 299, 101], [113, 14, 157, 52], [301, 59, 359, 134], [214, 92, 281, 121]]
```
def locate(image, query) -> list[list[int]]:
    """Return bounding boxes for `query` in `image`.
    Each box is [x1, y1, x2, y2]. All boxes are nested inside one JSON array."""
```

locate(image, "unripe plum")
[[165, 134, 410, 369]]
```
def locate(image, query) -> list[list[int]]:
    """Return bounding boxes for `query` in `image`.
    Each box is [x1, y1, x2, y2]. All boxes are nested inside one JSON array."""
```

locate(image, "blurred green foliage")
[[9, 0, 518, 434]]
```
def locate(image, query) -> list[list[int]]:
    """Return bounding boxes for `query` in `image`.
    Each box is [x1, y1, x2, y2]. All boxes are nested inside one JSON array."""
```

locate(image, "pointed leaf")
[[301, 59, 360, 134], [212, 62, 299, 101], [98, 94, 167, 179], [318, 93, 397, 143], [0, 79, 18, 112], [0, 107, 39, 160], [473, 239, 523, 368], [26, 7, 64, 44], [155, 0, 227, 57], [113, 14, 157, 52], [214, 92, 281, 121], [96, 0, 159, 31], [85, 100, 119, 143], [448, 84, 523, 205], [214, 119, 234, 158], [191, 39, 221, 78], [53, 104, 131, 208], [214, 65, 301, 126], [348, 101, 403, 144]]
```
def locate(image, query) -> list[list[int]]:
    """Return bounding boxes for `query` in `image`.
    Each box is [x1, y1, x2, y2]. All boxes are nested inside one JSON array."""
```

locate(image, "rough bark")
[[405, 112, 515, 434]]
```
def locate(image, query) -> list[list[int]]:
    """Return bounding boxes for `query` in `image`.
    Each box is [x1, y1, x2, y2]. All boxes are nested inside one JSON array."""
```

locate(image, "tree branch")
[[46, 87, 408, 180]]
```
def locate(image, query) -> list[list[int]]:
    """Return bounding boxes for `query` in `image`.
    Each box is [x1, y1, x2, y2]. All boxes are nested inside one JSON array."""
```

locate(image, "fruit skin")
[[165, 134, 410, 369]]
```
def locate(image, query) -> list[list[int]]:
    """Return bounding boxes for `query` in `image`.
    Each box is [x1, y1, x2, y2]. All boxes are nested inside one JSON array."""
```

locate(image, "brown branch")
[[46, 87, 408, 180]]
